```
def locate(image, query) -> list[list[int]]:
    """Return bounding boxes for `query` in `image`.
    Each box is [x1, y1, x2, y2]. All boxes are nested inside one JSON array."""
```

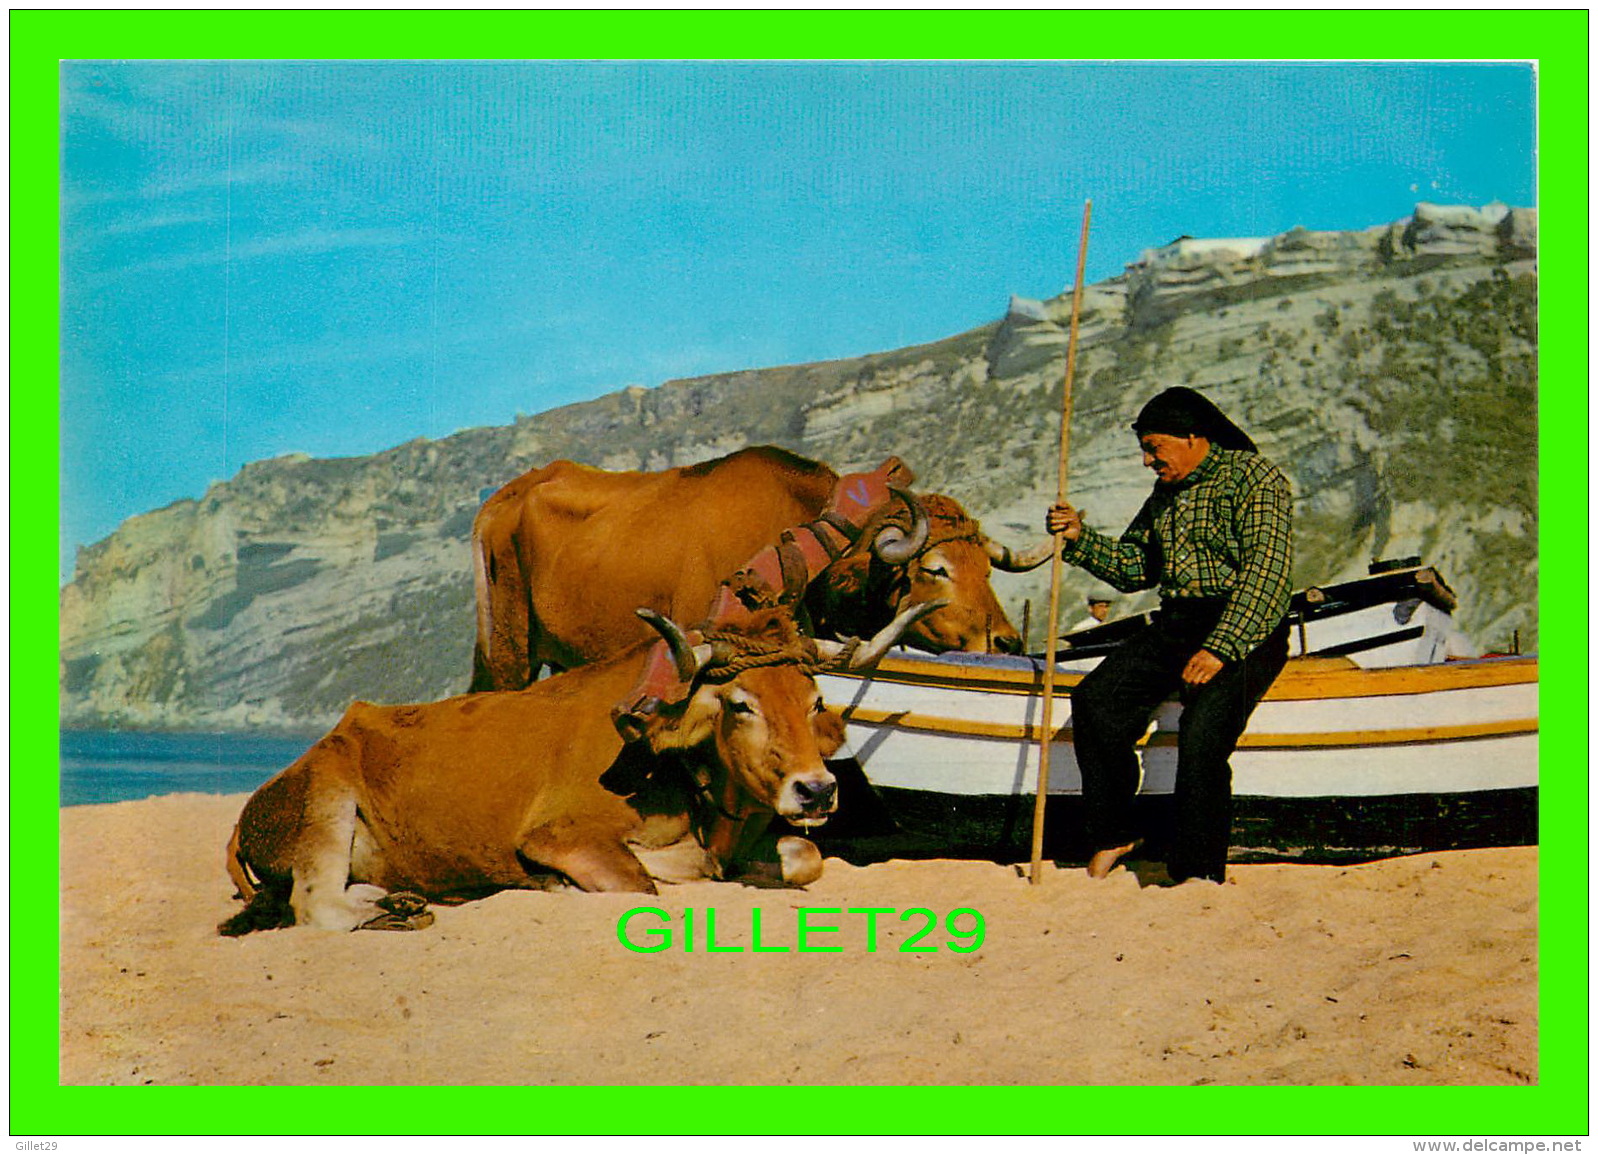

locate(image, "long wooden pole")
[[1029, 199, 1092, 885]]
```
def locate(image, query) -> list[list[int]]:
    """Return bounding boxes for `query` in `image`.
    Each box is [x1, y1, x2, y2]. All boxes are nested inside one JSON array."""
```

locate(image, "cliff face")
[[61, 203, 1538, 731]]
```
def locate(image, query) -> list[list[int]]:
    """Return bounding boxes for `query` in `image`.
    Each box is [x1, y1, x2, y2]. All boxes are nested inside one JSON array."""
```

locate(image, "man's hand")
[[1046, 502, 1085, 542], [1182, 649, 1224, 687]]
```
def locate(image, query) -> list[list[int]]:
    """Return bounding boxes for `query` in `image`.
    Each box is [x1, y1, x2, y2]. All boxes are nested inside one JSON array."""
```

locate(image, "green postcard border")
[[13, 8, 1588, 1138]]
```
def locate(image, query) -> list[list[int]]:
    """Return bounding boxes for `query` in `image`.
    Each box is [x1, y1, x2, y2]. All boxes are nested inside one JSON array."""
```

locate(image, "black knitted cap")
[[1131, 387, 1257, 453]]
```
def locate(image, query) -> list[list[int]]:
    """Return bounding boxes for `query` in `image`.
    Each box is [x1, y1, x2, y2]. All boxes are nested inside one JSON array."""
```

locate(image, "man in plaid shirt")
[[1046, 387, 1292, 884]]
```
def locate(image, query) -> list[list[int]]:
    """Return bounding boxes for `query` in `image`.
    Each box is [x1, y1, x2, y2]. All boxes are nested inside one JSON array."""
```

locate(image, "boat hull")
[[807, 651, 1538, 863]]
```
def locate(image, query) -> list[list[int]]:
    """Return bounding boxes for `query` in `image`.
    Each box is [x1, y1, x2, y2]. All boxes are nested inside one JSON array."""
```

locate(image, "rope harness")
[[689, 630, 848, 681]]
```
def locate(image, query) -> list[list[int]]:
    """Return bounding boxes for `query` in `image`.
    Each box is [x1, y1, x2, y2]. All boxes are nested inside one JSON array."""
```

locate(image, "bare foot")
[[1086, 840, 1141, 880]]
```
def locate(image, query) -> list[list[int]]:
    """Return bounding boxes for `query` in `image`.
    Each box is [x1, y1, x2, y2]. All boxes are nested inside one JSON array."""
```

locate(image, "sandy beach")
[[60, 792, 1536, 1087]]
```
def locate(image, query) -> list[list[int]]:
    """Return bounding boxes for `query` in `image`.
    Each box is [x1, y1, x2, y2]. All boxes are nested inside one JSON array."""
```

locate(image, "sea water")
[[59, 730, 317, 807]]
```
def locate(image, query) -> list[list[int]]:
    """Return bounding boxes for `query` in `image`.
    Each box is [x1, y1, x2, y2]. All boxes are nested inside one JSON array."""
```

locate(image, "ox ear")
[[614, 699, 674, 749], [818, 551, 872, 595], [634, 685, 721, 754], [614, 711, 650, 745]]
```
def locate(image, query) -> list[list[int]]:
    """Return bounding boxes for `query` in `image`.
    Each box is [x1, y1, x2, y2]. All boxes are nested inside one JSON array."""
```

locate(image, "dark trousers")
[[1071, 601, 1289, 882]]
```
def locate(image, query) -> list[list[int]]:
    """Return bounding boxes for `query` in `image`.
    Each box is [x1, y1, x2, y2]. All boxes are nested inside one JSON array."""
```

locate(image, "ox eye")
[[921, 564, 950, 579], [810, 699, 825, 714], [726, 698, 755, 716]]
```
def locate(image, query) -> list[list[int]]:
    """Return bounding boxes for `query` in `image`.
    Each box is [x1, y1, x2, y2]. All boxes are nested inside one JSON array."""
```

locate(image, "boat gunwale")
[[821, 653, 1539, 702]]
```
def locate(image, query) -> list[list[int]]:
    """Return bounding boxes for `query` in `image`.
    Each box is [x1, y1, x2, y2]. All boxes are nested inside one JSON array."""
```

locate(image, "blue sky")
[[60, 61, 1536, 581]]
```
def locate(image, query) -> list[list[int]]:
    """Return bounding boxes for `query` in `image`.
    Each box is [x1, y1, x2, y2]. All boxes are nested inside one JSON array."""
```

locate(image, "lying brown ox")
[[222, 602, 938, 934], [470, 445, 1052, 689]]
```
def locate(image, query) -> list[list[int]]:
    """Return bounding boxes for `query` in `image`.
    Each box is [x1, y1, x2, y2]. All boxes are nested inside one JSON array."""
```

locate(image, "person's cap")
[[1132, 386, 1257, 453]]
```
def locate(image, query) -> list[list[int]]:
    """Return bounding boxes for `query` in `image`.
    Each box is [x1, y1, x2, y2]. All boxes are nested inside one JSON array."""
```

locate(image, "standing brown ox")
[[470, 446, 1051, 690], [223, 602, 938, 934]]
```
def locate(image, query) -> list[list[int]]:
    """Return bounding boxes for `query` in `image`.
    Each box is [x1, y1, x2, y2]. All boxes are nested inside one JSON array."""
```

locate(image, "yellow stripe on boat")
[[837, 705, 1538, 748], [833, 654, 1538, 702]]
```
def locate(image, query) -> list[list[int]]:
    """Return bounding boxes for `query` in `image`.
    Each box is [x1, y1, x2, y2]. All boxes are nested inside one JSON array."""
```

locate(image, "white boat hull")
[[817, 653, 1539, 800]]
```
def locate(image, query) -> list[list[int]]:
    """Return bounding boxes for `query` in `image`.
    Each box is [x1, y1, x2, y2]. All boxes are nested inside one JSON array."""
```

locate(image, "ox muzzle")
[[778, 766, 839, 828]]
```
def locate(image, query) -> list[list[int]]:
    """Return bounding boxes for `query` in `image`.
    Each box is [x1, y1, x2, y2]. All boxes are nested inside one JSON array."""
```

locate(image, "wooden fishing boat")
[[811, 565, 1538, 864]]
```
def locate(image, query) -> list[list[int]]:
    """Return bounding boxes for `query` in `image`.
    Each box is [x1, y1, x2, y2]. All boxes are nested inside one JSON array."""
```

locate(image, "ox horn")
[[871, 487, 932, 566], [814, 599, 948, 671], [982, 534, 1057, 572], [636, 609, 715, 682]]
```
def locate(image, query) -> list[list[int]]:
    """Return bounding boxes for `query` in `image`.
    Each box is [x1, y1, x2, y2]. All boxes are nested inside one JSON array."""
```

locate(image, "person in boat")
[[1045, 387, 1293, 884], [1064, 593, 1115, 636]]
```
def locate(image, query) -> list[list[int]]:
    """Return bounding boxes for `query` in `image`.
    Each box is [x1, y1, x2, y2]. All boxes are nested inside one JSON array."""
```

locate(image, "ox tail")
[[225, 822, 256, 901], [219, 825, 295, 936], [468, 519, 496, 692]]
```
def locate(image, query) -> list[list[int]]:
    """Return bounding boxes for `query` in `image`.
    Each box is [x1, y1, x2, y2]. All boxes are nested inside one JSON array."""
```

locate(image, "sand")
[[60, 792, 1536, 1087]]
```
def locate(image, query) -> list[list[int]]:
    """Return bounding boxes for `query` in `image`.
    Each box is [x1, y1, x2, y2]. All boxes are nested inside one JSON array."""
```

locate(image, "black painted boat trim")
[[796, 758, 1537, 869]]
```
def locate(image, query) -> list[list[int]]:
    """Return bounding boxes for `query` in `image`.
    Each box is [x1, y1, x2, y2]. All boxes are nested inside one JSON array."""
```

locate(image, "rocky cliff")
[[61, 203, 1538, 731]]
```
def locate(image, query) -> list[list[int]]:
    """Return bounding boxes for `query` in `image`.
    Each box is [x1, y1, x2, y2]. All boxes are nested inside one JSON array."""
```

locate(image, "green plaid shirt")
[[1062, 446, 1293, 662]]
